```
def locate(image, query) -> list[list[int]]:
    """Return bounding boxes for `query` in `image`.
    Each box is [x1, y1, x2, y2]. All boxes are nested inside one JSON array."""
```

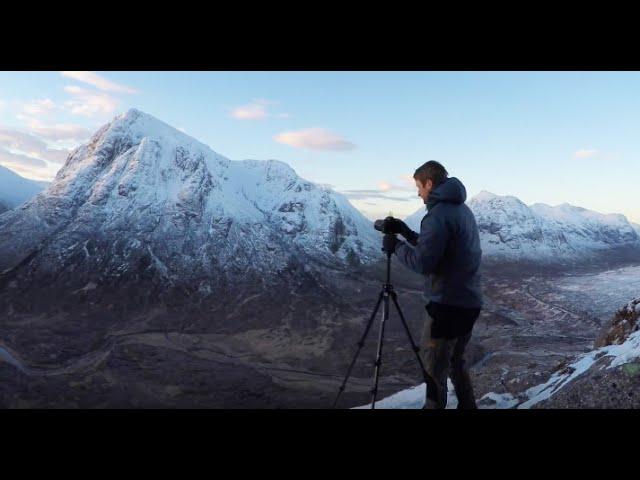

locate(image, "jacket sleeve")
[[394, 212, 449, 275]]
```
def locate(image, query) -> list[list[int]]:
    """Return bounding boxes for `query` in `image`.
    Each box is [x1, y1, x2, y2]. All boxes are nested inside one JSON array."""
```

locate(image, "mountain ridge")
[[404, 189, 640, 265], [0, 109, 380, 283]]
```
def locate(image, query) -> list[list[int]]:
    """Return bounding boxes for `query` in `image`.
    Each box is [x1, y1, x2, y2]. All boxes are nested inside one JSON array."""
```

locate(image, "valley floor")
[[1, 263, 639, 408]]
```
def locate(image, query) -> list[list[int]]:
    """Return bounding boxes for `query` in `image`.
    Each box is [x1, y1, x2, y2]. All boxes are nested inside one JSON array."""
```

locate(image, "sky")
[[0, 71, 639, 223]]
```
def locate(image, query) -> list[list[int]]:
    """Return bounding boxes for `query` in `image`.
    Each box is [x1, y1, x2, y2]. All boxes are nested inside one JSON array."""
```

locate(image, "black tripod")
[[333, 233, 438, 409]]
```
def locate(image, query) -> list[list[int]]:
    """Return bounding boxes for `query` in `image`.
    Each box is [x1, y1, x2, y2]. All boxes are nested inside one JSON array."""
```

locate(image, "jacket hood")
[[426, 177, 467, 209]]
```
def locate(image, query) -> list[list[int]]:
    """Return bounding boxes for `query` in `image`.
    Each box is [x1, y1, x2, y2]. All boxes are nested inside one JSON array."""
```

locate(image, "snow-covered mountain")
[[404, 190, 640, 264], [0, 109, 390, 408], [0, 164, 47, 212], [0, 109, 379, 293]]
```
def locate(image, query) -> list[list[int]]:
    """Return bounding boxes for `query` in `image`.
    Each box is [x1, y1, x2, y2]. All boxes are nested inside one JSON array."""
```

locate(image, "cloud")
[[63, 86, 119, 117], [338, 178, 417, 202], [338, 189, 412, 202], [60, 71, 138, 94], [375, 177, 416, 193], [0, 128, 46, 152], [0, 148, 48, 170], [0, 127, 70, 164], [400, 174, 415, 186], [230, 99, 290, 121], [230, 100, 270, 120], [22, 118, 91, 142], [274, 128, 356, 151], [574, 149, 599, 158], [22, 99, 56, 116], [0, 152, 55, 181]]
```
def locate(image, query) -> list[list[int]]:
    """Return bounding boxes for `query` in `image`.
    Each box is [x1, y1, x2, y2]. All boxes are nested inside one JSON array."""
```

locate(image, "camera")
[[374, 216, 403, 235]]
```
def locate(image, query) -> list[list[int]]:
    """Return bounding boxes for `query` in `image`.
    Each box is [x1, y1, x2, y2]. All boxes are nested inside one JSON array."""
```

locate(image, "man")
[[384, 160, 483, 409]]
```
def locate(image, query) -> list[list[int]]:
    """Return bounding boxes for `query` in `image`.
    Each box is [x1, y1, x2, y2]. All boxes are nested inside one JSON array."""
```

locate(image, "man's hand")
[[386, 218, 418, 246], [383, 234, 400, 254]]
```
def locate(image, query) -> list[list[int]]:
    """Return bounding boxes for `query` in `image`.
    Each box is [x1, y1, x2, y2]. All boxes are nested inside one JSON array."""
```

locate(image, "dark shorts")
[[426, 301, 480, 339]]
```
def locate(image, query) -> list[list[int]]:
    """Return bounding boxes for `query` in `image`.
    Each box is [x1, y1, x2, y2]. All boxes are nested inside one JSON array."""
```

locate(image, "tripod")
[[333, 233, 438, 409]]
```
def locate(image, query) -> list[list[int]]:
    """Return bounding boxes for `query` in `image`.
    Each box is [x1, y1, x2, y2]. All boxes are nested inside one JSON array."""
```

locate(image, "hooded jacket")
[[394, 177, 483, 309]]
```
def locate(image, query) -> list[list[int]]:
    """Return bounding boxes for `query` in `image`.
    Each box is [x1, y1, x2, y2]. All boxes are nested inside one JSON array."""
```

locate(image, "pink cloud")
[[60, 71, 138, 94], [274, 128, 355, 151]]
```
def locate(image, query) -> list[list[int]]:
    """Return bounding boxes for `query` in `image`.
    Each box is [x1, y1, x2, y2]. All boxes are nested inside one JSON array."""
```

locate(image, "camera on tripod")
[[333, 214, 438, 409], [373, 216, 403, 235]]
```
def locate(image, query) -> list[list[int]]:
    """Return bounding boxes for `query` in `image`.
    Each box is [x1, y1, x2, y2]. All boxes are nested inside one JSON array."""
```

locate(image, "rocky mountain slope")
[[526, 297, 640, 408]]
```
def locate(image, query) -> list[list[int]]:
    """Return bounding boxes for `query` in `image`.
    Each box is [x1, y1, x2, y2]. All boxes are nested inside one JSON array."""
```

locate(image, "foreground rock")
[[531, 298, 640, 408]]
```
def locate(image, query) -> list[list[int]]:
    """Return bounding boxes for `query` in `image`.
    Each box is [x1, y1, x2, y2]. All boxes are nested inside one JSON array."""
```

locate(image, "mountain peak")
[[122, 107, 144, 118], [469, 190, 527, 208], [52, 108, 231, 188], [472, 190, 499, 201], [104, 108, 194, 144]]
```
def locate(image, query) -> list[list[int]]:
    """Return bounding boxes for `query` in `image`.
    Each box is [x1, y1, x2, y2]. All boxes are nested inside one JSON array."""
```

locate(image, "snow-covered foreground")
[[353, 380, 458, 409], [360, 315, 640, 409], [353, 379, 519, 409], [517, 323, 640, 408]]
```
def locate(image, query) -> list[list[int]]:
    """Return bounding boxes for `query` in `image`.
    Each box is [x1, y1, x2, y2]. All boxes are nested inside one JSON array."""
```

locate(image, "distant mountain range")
[[3, 112, 639, 272], [3, 110, 638, 273], [405, 190, 640, 266], [0, 164, 48, 213]]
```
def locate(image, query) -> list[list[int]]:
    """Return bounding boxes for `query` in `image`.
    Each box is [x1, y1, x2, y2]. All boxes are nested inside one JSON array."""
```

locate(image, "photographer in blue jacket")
[[385, 161, 483, 409]]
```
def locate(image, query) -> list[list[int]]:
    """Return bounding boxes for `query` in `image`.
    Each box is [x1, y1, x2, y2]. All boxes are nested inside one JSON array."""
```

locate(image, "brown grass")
[[594, 298, 640, 348]]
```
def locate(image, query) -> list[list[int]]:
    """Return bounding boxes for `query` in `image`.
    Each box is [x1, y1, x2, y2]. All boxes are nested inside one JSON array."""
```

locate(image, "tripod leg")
[[332, 291, 384, 409], [390, 291, 439, 407], [369, 291, 391, 409]]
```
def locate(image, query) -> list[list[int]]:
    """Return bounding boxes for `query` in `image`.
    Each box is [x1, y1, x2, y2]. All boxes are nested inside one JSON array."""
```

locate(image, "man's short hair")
[[413, 161, 448, 187]]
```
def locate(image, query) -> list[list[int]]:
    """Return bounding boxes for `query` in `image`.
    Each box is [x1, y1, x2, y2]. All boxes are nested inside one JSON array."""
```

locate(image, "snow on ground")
[[353, 379, 520, 409], [360, 327, 640, 409], [355, 323, 640, 409], [355, 295, 640, 409], [518, 326, 640, 408], [353, 380, 458, 409]]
